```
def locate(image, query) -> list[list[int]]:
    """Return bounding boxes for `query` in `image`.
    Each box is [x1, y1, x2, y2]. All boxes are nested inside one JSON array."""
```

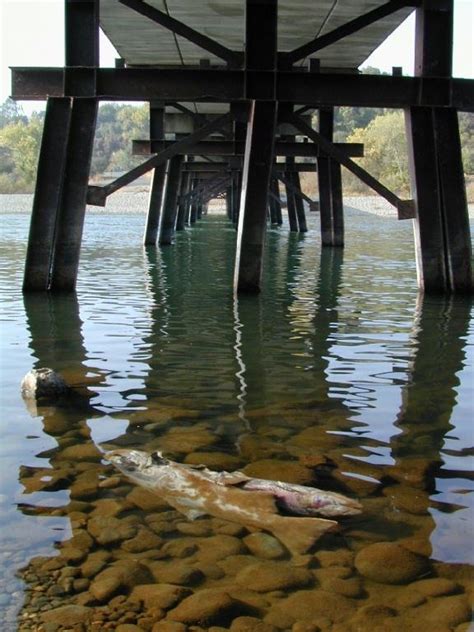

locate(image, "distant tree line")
[[0, 100, 149, 193], [0, 87, 472, 196]]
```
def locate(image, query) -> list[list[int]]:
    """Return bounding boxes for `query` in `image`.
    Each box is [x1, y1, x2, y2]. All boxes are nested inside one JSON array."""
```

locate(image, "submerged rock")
[[355, 542, 431, 584], [41, 604, 93, 626], [89, 560, 152, 602], [235, 561, 313, 593], [166, 588, 242, 625], [243, 533, 286, 560], [230, 616, 279, 632], [128, 584, 191, 609], [242, 459, 314, 485], [21, 368, 68, 401], [270, 589, 356, 624]]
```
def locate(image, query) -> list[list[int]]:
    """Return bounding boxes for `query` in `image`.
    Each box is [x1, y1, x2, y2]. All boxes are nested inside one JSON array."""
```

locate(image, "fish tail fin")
[[270, 516, 338, 556]]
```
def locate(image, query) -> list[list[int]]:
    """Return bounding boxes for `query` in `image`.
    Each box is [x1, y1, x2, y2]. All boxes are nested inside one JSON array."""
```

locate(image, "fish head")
[[318, 494, 363, 518], [105, 449, 169, 487]]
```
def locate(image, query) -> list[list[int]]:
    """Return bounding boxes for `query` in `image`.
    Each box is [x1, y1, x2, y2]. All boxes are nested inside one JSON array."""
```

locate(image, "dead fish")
[[241, 478, 362, 518], [106, 449, 361, 555]]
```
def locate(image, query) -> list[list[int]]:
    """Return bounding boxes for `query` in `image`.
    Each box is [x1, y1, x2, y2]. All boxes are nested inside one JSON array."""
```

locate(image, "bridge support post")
[[284, 158, 298, 232], [50, 98, 98, 291], [231, 171, 241, 226], [23, 98, 72, 291], [24, 0, 99, 292], [189, 177, 199, 224], [234, 101, 278, 292], [234, 0, 278, 292], [292, 171, 308, 233], [144, 104, 166, 245], [176, 169, 191, 230], [405, 0, 471, 293], [271, 178, 283, 225], [159, 154, 184, 245], [318, 108, 344, 247]]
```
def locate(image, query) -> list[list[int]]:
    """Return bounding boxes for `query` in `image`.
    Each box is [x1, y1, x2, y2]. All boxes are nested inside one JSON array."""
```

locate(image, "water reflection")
[[20, 293, 105, 517], [388, 295, 473, 562], [1, 211, 472, 630]]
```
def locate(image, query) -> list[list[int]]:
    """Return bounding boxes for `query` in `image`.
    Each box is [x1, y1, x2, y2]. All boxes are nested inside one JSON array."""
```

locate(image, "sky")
[[0, 0, 473, 112]]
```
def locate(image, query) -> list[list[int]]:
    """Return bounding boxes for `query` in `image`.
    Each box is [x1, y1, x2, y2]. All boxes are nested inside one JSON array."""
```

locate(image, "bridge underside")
[[13, 0, 473, 294]]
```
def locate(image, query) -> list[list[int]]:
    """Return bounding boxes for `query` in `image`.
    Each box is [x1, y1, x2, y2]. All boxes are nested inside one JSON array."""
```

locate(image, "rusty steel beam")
[[133, 139, 364, 158], [276, 172, 315, 207], [87, 112, 232, 205], [11, 68, 474, 111], [289, 113, 416, 219]]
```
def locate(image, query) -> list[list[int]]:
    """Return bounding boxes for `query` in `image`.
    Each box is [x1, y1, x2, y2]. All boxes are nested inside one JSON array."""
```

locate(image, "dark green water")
[[0, 204, 473, 630]]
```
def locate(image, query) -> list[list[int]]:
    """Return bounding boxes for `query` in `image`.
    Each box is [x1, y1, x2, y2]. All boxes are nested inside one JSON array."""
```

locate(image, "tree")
[[0, 116, 43, 191], [345, 110, 410, 195], [459, 112, 474, 174], [0, 98, 28, 128], [91, 103, 148, 176]]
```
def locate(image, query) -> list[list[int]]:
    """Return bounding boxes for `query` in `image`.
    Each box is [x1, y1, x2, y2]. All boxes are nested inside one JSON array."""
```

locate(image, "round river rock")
[[355, 541, 430, 584]]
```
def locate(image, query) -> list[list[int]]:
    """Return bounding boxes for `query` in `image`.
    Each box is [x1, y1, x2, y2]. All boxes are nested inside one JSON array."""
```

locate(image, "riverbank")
[[2, 192, 474, 217]]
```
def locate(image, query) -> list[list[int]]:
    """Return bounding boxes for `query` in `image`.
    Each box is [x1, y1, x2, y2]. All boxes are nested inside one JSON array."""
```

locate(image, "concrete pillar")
[[144, 104, 166, 245], [159, 154, 184, 245], [318, 108, 344, 247], [23, 98, 72, 291], [49, 98, 98, 291]]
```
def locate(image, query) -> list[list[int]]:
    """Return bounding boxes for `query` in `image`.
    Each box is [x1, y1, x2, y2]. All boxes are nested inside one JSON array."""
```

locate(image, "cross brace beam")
[[181, 161, 318, 173], [288, 113, 416, 219], [276, 172, 317, 209], [133, 139, 364, 158], [87, 112, 231, 205]]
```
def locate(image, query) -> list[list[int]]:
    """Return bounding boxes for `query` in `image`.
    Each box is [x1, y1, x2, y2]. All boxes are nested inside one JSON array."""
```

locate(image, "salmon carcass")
[[106, 449, 362, 555]]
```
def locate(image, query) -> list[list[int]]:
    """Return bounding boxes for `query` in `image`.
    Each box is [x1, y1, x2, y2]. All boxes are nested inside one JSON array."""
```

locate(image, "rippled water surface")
[[1, 199, 473, 631]]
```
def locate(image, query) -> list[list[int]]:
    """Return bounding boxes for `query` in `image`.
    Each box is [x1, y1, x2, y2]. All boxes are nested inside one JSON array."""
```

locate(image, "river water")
[[0, 198, 473, 631]]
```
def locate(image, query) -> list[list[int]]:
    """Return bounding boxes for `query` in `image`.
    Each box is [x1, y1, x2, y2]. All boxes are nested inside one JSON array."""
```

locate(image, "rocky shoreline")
[[2, 192, 473, 218]]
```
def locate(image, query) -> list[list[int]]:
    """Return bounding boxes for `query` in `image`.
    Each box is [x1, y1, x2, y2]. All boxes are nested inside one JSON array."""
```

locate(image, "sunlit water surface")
[[0, 200, 473, 630]]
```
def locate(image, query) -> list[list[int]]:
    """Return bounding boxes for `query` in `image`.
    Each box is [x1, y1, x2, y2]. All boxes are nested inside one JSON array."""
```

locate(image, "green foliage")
[[91, 103, 148, 176], [345, 110, 410, 196], [459, 112, 474, 174], [0, 93, 471, 198], [0, 113, 43, 192], [0, 98, 28, 128], [335, 106, 384, 142]]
